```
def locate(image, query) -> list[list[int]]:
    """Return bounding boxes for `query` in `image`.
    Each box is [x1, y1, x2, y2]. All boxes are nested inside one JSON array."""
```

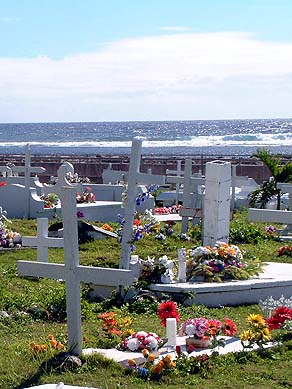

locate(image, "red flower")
[[222, 318, 237, 336], [266, 306, 292, 330], [134, 219, 141, 226], [0, 181, 6, 187], [158, 301, 180, 327]]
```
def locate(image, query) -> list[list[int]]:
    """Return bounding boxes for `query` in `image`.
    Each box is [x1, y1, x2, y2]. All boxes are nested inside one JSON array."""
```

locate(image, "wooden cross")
[[17, 162, 134, 356], [10, 144, 46, 218], [119, 138, 165, 269], [166, 159, 204, 233], [166, 160, 183, 205], [21, 218, 64, 263]]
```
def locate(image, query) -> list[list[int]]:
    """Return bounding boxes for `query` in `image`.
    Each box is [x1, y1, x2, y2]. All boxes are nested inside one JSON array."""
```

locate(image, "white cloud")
[[0, 17, 20, 23], [1, 32, 292, 121], [159, 26, 193, 32]]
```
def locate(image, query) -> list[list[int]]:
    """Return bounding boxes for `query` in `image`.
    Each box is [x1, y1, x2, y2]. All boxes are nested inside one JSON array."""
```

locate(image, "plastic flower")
[[222, 318, 237, 336], [265, 306, 292, 330], [247, 314, 266, 328], [158, 300, 180, 327]]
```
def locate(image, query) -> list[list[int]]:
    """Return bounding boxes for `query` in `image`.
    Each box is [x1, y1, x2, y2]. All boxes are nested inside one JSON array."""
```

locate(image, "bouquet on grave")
[[76, 186, 96, 203], [118, 331, 162, 352], [186, 241, 262, 282]]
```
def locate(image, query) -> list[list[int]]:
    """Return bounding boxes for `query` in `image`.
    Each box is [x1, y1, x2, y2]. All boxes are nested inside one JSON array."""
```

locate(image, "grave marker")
[[166, 160, 183, 205], [18, 162, 134, 356], [119, 138, 165, 269], [166, 159, 204, 234], [203, 160, 231, 246], [22, 218, 64, 262]]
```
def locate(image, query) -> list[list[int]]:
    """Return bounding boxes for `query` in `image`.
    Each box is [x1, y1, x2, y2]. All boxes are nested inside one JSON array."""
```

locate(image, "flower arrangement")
[[41, 193, 59, 208], [127, 350, 176, 381], [158, 301, 180, 327], [265, 225, 277, 235], [155, 205, 182, 214], [0, 210, 21, 248], [186, 241, 258, 282], [277, 245, 292, 258], [97, 311, 133, 340], [138, 255, 175, 284], [240, 314, 272, 349], [179, 317, 237, 340], [118, 331, 161, 352], [101, 223, 114, 232], [76, 187, 95, 203]]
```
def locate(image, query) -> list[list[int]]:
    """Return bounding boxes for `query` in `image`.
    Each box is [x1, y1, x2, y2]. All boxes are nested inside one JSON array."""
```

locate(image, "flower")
[[119, 331, 161, 352], [265, 306, 292, 330], [247, 314, 266, 328], [240, 313, 271, 349], [158, 301, 180, 327], [179, 316, 237, 340], [186, 241, 247, 282]]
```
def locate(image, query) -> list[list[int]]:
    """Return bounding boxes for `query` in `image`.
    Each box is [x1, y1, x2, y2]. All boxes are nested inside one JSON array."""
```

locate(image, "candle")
[[178, 248, 186, 282], [166, 318, 177, 346]]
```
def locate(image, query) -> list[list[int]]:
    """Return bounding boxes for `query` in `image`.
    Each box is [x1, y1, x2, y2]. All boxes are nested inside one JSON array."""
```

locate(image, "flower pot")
[[186, 336, 211, 349]]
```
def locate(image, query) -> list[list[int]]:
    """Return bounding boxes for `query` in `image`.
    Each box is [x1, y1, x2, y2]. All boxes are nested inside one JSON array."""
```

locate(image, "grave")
[[165, 160, 183, 205], [17, 162, 134, 356]]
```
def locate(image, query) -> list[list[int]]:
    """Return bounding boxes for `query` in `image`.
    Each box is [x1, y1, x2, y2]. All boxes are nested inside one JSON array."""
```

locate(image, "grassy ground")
[[1, 210, 292, 389]]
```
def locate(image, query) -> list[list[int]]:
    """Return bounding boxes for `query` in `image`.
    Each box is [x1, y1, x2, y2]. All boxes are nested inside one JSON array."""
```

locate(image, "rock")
[[0, 310, 9, 318]]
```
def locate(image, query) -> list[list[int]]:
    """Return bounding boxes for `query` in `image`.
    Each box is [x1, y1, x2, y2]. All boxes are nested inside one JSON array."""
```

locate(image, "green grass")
[[1, 210, 292, 388]]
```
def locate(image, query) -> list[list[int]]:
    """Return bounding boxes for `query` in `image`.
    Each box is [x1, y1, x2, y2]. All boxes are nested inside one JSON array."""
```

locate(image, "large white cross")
[[21, 218, 64, 262], [17, 162, 134, 356], [166, 159, 204, 234], [119, 138, 165, 269]]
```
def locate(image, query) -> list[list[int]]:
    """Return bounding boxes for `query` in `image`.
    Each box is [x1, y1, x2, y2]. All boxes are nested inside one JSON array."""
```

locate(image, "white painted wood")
[[166, 160, 183, 205], [22, 218, 64, 262], [203, 161, 231, 246], [277, 182, 292, 210], [18, 162, 134, 356], [119, 138, 165, 269], [248, 208, 292, 224]]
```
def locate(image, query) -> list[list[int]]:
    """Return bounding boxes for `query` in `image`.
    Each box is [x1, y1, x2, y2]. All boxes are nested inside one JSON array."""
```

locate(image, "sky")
[[0, 0, 292, 123]]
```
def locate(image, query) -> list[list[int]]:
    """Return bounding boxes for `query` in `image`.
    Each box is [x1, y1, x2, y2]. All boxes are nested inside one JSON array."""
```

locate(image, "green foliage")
[[230, 220, 266, 243]]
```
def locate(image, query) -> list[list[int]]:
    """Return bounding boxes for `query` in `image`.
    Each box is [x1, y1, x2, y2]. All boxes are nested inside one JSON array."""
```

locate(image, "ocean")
[[0, 118, 292, 156]]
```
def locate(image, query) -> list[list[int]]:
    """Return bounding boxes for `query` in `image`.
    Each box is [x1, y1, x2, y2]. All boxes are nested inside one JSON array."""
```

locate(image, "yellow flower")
[[240, 329, 253, 342], [261, 327, 272, 342], [47, 334, 55, 340], [128, 359, 136, 367], [247, 314, 266, 328], [56, 342, 64, 350], [168, 361, 176, 368], [50, 339, 58, 348], [142, 349, 149, 358], [163, 354, 172, 364], [152, 360, 164, 374], [41, 344, 47, 351], [148, 354, 156, 363]]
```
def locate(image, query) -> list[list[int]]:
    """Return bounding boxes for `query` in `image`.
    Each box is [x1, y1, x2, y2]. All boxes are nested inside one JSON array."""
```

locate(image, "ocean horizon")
[[1, 118, 292, 156]]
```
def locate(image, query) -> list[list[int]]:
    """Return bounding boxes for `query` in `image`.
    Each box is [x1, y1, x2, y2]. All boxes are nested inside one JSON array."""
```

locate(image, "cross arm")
[[17, 261, 66, 279], [136, 172, 165, 186], [22, 236, 64, 248], [77, 265, 134, 286]]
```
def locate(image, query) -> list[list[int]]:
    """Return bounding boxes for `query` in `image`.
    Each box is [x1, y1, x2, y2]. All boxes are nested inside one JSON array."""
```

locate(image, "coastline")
[[0, 152, 279, 184]]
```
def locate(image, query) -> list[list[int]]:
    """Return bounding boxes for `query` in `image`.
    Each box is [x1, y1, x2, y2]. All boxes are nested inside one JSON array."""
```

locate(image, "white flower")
[[127, 338, 140, 351], [144, 336, 158, 350], [184, 324, 196, 336]]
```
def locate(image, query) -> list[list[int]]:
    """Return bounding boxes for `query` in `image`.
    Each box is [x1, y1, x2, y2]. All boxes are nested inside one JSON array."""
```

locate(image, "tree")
[[248, 149, 292, 210]]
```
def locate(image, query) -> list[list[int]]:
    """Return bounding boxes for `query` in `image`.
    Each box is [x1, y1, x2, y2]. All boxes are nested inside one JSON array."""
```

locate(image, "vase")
[[185, 336, 211, 349]]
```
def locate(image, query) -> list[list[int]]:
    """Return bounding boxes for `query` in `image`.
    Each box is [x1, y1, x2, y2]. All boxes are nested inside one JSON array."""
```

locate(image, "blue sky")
[[1, 0, 292, 122]]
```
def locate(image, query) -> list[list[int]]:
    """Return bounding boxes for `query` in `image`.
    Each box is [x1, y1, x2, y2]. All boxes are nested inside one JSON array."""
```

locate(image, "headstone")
[[18, 162, 134, 356], [203, 160, 231, 246]]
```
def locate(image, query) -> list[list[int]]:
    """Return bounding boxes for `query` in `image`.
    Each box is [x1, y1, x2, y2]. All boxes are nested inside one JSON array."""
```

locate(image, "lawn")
[[1, 210, 292, 389]]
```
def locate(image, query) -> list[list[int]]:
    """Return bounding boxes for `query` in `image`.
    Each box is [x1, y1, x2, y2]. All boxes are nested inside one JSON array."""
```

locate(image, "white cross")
[[21, 218, 64, 263], [166, 160, 183, 205], [119, 138, 165, 269], [166, 159, 204, 233], [10, 144, 46, 218], [17, 162, 134, 356]]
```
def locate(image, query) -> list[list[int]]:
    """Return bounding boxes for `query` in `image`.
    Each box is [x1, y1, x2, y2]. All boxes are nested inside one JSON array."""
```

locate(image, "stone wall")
[[0, 153, 279, 184]]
